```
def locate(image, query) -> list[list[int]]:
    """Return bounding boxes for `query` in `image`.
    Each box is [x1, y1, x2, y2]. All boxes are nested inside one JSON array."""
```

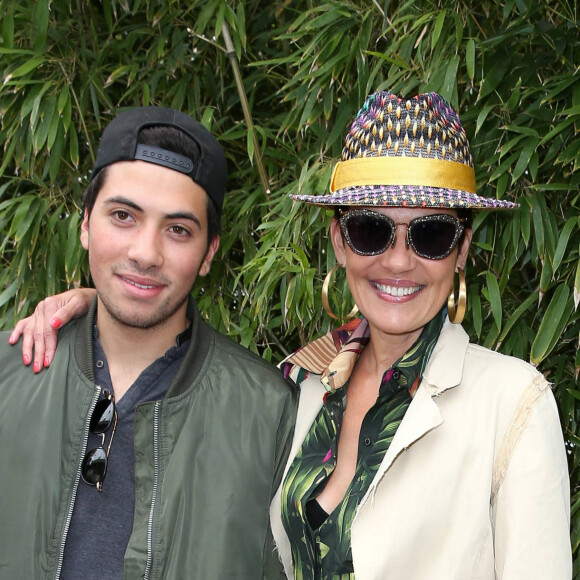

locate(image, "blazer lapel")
[[362, 385, 443, 503], [358, 319, 470, 508]]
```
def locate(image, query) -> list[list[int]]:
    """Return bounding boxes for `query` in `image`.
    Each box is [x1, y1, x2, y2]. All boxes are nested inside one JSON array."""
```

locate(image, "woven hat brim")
[[290, 184, 518, 210]]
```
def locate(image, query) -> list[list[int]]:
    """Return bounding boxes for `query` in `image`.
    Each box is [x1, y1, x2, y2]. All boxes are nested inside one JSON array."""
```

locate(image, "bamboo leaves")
[[484, 271, 503, 332], [531, 284, 573, 365]]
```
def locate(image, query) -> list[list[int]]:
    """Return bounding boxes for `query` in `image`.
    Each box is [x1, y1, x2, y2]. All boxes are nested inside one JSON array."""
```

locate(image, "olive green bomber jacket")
[[0, 299, 297, 579]]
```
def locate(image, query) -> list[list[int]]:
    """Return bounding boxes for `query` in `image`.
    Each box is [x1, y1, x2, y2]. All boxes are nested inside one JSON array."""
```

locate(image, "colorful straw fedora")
[[291, 91, 518, 210]]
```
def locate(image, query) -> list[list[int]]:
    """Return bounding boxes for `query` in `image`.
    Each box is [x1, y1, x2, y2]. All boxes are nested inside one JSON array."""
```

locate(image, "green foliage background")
[[0, 0, 578, 571]]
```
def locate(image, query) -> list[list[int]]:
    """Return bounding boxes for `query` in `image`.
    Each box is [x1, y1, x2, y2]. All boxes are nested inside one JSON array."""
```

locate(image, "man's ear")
[[330, 218, 347, 266], [199, 235, 220, 277], [456, 227, 472, 271], [80, 209, 90, 250]]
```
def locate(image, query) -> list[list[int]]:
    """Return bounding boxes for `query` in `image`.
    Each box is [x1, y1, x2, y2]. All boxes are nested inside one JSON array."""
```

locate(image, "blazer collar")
[[421, 318, 470, 396]]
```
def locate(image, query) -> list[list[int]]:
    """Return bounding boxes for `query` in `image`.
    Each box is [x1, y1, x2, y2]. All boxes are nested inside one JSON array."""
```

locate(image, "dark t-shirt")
[[60, 328, 190, 580]]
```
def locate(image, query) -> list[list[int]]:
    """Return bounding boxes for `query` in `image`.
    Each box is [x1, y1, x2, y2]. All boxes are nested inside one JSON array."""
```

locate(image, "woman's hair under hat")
[[291, 91, 518, 211]]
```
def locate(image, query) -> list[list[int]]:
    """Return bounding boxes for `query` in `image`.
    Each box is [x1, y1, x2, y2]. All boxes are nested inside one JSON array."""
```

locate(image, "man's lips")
[[121, 276, 158, 290], [118, 274, 166, 291]]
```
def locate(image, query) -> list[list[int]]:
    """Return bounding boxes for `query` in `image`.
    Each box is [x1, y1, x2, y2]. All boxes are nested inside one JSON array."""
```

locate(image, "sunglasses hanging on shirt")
[[339, 209, 467, 260], [81, 389, 117, 492]]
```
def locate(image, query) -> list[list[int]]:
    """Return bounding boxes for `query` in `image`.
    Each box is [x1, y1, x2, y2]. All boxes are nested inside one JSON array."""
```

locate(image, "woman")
[[11, 91, 571, 578], [271, 92, 571, 579]]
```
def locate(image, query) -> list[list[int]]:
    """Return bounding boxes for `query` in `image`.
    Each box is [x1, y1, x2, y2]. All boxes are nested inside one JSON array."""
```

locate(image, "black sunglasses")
[[339, 209, 467, 260], [82, 389, 117, 492]]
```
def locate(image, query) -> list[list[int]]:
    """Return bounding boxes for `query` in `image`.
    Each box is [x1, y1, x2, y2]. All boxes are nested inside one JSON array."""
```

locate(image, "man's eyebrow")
[[165, 211, 201, 228], [104, 196, 143, 212], [103, 196, 201, 228]]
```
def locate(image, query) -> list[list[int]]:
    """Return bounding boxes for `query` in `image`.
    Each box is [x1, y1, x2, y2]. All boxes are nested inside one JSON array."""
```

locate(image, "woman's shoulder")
[[464, 341, 546, 386], [434, 320, 547, 392], [432, 333, 559, 461], [458, 342, 554, 426]]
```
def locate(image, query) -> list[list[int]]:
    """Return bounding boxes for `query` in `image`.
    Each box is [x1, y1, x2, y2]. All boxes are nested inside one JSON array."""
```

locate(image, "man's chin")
[[97, 295, 189, 332]]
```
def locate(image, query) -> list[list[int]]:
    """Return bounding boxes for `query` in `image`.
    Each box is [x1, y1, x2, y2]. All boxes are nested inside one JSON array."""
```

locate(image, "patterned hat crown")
[[291, 91, 518, 210], [342, 91, 472, 165]]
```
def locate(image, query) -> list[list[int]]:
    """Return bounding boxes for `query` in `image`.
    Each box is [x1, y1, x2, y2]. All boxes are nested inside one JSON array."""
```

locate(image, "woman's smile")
[[370, 280, 423, 299]]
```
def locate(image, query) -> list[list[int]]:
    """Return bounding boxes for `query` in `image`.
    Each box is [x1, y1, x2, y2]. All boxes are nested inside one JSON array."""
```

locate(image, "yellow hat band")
[[330, 157, 476, 194]]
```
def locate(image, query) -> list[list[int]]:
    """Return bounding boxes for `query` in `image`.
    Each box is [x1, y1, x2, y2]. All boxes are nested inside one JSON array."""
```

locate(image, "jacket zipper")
[[144, 401, 161, 580], [54, 386, 101, 580]]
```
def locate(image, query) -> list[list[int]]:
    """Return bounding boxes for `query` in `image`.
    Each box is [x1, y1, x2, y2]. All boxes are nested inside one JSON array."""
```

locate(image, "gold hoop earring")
[[447, 268, 467, 324], [322, 264, 359, 320]]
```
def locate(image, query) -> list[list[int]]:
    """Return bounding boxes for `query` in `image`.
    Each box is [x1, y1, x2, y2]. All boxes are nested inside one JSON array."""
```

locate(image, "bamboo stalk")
[[221, 21, 270, 196]]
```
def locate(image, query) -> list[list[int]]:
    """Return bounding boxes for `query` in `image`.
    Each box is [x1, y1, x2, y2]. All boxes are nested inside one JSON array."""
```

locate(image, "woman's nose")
[[379, 224, 413, 271]]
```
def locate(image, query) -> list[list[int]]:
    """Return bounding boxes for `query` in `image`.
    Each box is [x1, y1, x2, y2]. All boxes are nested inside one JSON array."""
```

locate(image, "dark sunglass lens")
[[90, 398, 115, 434], [346, 213, 393, 255], [411, 219, 457, 258], [82, 447, 108, 485]]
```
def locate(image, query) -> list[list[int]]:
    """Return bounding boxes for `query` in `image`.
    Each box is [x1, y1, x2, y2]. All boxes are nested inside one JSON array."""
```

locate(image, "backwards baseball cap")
[[92, 106, 228, 214]]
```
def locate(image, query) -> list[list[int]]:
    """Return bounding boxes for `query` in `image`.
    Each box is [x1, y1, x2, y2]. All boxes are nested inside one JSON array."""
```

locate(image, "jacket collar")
[[420, 318, 469, 396], [74, 296, 212, 398]]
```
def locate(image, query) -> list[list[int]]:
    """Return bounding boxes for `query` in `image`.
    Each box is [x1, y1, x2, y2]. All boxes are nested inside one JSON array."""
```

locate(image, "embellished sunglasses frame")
[[338, 208, 467, 260]]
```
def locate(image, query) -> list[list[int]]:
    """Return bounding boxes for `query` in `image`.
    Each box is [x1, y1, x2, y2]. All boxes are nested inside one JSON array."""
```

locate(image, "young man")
[[0, 107, 297, 579]]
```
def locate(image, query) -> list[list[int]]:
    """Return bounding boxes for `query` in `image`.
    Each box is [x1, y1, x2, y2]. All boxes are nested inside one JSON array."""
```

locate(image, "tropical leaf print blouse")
[[280, 309, 445, 579]]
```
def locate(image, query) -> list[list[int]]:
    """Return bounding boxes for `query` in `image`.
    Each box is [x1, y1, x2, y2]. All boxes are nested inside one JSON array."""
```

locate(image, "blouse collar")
[[283, 309, 446, 394]]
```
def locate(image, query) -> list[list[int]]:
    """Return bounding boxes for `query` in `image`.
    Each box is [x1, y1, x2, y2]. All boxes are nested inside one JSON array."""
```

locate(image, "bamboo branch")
[[221, 21, 270, 196]]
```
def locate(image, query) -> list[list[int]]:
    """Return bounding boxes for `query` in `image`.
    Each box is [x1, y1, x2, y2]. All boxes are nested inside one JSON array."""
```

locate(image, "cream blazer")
[[270, 320, 571, 579]]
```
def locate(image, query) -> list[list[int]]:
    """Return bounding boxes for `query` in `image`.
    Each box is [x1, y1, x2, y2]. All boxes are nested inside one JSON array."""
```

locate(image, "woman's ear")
[[456, 228, 472, 270], [330, 218, 347, 266]]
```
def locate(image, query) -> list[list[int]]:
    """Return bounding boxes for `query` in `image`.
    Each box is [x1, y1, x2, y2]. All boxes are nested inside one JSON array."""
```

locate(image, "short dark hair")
[[82, 125, 221, 244]]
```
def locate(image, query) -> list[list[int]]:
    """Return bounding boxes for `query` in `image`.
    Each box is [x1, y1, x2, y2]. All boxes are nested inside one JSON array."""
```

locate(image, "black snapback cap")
[[92, 106, 227, 214]]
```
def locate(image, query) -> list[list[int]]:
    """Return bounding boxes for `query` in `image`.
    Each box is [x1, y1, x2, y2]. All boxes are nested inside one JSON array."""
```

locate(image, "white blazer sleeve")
[[492, 386, 571, 579]]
